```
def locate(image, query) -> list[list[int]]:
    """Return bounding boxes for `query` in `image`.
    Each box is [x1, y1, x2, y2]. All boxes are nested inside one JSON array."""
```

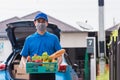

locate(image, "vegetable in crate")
[[32, 54, 42, 62], [41, 52, 49, 70], [48, 57, 52, 62], [42, 52, 49, 62], [32, 54, 37, 61], [27, 56, 31, 62]]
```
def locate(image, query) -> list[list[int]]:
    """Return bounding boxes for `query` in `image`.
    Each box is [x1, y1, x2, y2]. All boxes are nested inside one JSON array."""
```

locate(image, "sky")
[[0, 0, 120, 30]]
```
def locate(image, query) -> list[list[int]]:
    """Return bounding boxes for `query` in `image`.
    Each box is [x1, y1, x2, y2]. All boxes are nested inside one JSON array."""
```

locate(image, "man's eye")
[[37, 19, 46, 23]]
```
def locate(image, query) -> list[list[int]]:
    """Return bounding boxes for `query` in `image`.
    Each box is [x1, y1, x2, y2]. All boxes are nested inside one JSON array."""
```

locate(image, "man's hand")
[[19, 56, 26, 68], [58, 55, 62, 66]]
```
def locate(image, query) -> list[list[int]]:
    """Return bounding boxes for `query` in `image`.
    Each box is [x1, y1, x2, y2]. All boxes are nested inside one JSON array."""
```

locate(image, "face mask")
[[36, 23, 47, 32]]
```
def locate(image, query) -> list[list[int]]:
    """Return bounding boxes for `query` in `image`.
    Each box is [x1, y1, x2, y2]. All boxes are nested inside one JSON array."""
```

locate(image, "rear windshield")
[[14, 26, 36, 40]]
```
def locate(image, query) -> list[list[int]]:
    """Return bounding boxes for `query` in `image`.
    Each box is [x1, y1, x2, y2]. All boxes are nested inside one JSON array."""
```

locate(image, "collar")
[[35, 31, 48, 37]]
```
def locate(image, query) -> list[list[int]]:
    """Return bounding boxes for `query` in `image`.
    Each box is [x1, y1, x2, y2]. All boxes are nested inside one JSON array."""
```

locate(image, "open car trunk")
[[6, 21, 61, 49]]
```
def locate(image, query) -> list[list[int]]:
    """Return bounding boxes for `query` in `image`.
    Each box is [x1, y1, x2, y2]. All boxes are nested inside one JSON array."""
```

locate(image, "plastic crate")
[[26, 62, 58, 73]]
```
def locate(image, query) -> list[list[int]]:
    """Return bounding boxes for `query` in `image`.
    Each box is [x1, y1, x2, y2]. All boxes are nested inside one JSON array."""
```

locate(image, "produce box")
[[26, 62, 58, 73]]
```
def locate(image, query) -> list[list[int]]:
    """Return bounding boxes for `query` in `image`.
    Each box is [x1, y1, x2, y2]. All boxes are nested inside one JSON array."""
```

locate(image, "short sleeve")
[[20, 37, 30, 57], [54, 36, 62, 51]]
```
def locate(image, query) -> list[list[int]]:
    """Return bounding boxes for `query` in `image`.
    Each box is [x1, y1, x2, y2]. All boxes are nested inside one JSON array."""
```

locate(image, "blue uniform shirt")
[[20, 31, 62, 57]]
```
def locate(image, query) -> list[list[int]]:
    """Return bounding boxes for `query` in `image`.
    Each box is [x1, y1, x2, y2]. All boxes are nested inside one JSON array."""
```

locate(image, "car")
[[0, 20, 79, 80]]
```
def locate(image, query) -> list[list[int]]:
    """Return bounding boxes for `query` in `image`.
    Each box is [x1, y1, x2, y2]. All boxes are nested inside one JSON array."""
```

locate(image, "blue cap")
[[34, 12, 48, 22]]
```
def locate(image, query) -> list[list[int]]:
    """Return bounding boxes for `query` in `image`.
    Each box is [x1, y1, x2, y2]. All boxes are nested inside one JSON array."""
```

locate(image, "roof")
[[0, 16, 20, 24], [105, 23, 120, 37], [0, 11, 81, 33], [0, 11, 93, 37], [0, 17, 20, 32], [106, 23, 120, 31], [21, 11, 81, 32]]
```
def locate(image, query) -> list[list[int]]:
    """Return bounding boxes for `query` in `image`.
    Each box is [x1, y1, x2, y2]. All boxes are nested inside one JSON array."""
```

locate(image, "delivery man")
[[20, 12, 63, 68]]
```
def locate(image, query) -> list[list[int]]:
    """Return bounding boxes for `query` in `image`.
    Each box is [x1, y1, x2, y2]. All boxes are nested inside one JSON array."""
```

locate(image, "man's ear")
[[34, 21, 37, 26]]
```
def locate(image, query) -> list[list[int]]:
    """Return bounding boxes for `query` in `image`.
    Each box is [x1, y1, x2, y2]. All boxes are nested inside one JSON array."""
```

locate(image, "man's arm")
[[19, 56, 27, 68]]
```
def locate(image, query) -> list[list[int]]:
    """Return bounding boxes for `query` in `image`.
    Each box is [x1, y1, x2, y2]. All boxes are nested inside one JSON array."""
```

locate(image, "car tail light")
[[0, 63, 6, 70], [58, 54, 68, 72], [58, 65, 67, 72]]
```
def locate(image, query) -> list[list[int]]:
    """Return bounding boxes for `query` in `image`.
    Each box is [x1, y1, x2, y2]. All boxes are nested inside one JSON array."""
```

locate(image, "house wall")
[[0, 38, 12, 62], [60, 32, 88, 48]]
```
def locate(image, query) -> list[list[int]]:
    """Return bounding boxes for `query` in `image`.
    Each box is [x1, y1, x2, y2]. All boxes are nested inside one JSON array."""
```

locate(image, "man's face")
[[34, 18, 48, 27]]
